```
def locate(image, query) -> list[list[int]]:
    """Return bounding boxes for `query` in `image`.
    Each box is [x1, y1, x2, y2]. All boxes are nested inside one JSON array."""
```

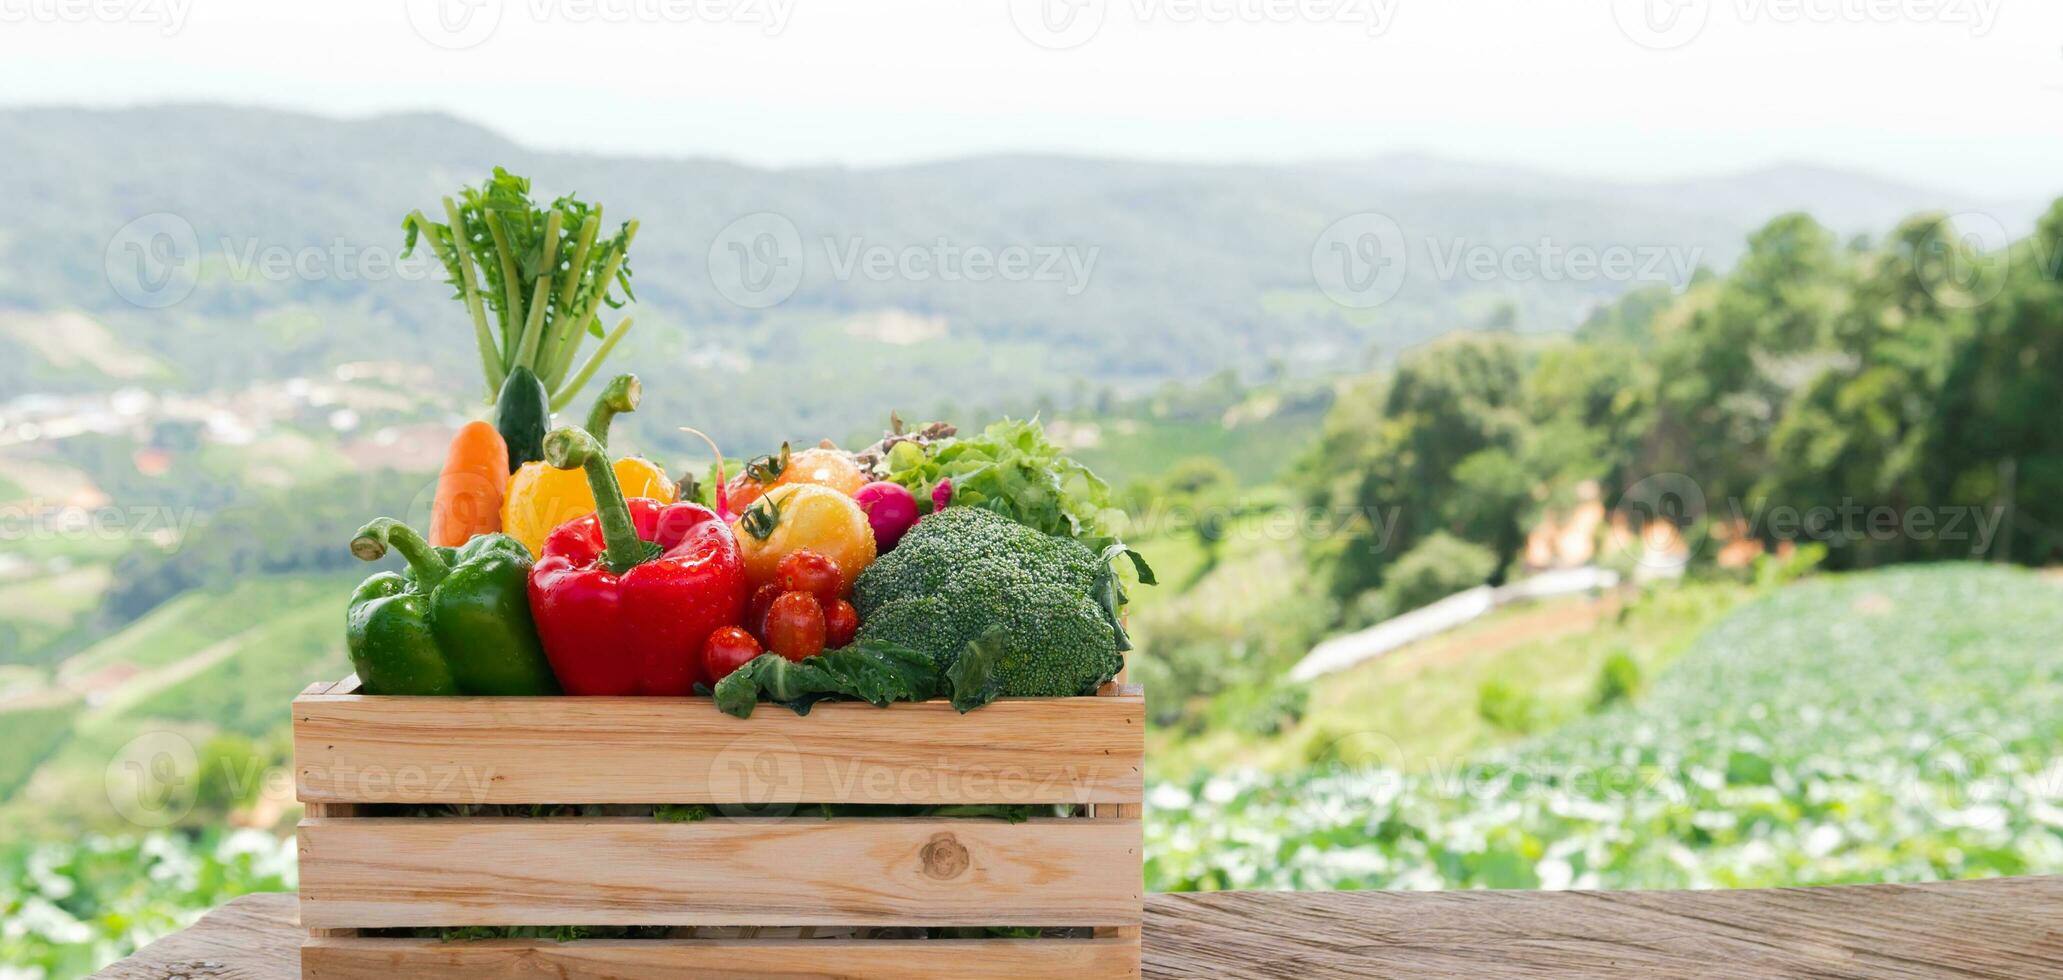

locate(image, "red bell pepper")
[[529, 426, 747, 696]]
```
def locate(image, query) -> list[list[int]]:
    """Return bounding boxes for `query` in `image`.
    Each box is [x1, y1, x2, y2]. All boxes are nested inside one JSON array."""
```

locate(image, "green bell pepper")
[[345, 517, 560, 696]]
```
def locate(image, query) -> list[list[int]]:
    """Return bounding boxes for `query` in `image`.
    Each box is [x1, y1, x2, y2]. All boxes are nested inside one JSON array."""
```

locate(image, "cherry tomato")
[[702, 626, 763, 683], [746, 583, 782, 639], [763, 591, 827, 661], [824, 599, 859, 649], [776, 549, 844, 605]]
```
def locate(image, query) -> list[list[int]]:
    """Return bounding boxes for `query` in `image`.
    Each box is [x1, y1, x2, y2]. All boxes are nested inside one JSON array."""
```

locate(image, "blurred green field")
[[0, 565, 110, 655], [1146, 564, 2063, 892], [1068, 411, 1321, 489], [0, 574, 352, 835], [61, 576, 344, 680], [1151, 580, 1754, 779], [127, 596, 349, 734], [0, 702, 82, 799]]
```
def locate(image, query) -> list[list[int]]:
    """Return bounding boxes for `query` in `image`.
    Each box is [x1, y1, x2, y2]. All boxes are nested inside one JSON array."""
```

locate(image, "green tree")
[[1757, 214, 1980, 567], [1645, 214, 1846, 514], [1301, 335, 1528, 600], [1929, 201, 2063, 564]]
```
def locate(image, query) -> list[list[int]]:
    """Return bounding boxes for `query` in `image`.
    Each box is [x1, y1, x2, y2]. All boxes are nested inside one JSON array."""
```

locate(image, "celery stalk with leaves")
[[402, 168, 641, 423]]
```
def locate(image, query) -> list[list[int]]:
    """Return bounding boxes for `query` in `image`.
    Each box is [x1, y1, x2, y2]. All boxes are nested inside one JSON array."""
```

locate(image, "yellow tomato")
[[775, 447, 868, 497], [732, 483, 876, 594], [502, 456, 677, 556]]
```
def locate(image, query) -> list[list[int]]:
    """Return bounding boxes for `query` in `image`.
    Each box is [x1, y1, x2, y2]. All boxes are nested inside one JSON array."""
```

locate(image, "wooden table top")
[[96, 877, 2063, 979]]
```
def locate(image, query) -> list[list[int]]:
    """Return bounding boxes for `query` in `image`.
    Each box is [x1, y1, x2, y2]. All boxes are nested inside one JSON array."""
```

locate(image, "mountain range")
[[0, 104, 2047, 448]]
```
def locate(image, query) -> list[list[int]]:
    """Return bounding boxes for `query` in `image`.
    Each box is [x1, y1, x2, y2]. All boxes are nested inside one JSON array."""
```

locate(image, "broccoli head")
[[853, 507, 1127, 708]]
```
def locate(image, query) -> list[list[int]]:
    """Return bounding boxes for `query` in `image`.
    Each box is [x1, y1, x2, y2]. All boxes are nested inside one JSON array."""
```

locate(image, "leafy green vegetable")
[[401, 167, 640, 409], [710, 643, 942, 718], [883, 418, 1156, 587]]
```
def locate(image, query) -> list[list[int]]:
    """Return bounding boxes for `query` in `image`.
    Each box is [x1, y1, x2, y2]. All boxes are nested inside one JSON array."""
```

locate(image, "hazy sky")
[[2, 0, 2057, 198]]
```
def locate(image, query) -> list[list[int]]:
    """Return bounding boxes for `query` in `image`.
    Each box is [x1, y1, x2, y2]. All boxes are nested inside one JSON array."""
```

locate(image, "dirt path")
[[73, 622, 274, 731], [1376, 593, 1622, 683]]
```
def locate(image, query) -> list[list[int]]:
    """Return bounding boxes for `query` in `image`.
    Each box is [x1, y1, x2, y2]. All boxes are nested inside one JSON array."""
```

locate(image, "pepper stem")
[[351, 518, 451, 590], [584, 374, 640, 449], [544, 426, 646, 575]]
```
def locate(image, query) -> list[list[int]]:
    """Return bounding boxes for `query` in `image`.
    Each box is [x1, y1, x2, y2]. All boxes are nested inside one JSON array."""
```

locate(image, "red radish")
[[931, 479, 952, 512], [854, 481, 920, 551]]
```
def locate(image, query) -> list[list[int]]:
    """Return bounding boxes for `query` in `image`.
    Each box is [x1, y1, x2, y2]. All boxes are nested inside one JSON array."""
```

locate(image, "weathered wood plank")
[[301, 936, 1139, 979], [298, 817, 1143, 929], [1146, 877, 2063, 979], [97, 878, 2063, 980], [299, 803, 357, 940], [294, 692, 1143, 805]]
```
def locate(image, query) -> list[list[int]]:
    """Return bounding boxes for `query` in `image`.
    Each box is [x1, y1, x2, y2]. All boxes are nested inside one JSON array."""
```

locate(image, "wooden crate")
[[293, 675, 1145, 979]]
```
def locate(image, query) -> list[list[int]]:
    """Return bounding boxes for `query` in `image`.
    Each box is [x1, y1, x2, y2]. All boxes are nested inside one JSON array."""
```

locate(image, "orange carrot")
[[428, 421, 510, 546]]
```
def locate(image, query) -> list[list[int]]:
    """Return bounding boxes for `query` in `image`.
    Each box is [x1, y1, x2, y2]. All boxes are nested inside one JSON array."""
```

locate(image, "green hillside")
[[61, 577, 344, 680], [0, 703, 80, 800], [0, 574, 353, 835]]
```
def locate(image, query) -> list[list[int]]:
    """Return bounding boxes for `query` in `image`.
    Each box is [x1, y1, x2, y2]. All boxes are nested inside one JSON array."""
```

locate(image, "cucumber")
[[493, 366, 551, 473]]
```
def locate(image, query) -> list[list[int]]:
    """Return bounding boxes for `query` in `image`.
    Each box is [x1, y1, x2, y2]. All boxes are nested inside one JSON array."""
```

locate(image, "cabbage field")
[[1146, 565, 2063, 892], [0, 832, 294, 977]]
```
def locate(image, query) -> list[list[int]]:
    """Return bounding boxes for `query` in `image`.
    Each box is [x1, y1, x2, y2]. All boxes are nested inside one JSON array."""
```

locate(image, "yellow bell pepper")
[[502, 373, 677, 556], [503, 456, 677, 556]]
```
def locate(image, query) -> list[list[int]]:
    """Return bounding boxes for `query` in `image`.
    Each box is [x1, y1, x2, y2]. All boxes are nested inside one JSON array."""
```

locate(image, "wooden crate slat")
[[1091, 801, 1145, 943], [299, 816, 1143, 929], [302, 935, 1139, 979], [300, 803, 358, 939], [295, 693, 1143, 806]]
